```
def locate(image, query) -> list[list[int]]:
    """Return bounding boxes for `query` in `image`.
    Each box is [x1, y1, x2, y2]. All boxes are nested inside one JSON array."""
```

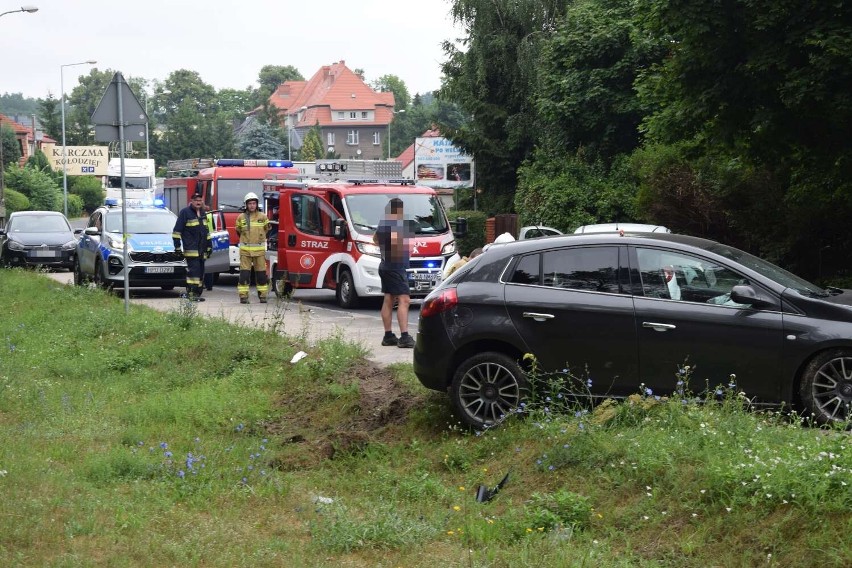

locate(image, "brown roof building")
[[267, 60, 396, 160]]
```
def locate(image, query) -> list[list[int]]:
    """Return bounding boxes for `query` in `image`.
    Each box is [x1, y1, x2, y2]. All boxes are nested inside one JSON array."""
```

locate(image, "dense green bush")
[[3, 164, 62, 211], [70, 175, 106, 213], [516, 150, 639, 232], [2, 188, 29, 213], [447, 209, 486, 257]]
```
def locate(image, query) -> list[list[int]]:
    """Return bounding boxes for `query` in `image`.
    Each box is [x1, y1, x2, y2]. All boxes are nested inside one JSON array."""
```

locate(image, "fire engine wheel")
[[336, 268, 360, 309]]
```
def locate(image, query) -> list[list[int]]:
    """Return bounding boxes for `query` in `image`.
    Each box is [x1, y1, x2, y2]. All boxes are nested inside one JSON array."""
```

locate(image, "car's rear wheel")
[[450, 352, 528, 430], [336, 268, 359, 308], [800, 349, 852, 425]]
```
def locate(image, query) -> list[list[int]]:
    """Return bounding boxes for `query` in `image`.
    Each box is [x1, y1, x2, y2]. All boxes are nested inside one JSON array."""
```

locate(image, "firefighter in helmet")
[[235, 192, 271, 304]]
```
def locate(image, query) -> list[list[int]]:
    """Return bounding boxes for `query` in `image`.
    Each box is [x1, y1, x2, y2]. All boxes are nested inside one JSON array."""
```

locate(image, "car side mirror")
[[332, 218, 347, 240], [84, 227, 100, 236], [730, 284, 774, 308]]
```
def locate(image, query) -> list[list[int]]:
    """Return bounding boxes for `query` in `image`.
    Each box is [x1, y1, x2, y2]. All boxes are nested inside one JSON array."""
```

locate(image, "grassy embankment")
[[1, 268, 850, 567]]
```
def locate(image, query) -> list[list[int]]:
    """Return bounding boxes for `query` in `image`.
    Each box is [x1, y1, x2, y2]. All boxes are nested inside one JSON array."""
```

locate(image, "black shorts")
[[379, 268, 410, 296]]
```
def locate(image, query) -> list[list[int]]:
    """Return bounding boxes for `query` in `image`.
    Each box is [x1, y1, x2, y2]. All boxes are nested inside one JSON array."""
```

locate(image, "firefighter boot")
[[240, 295, 250, 305], [258, 293, 268, 304]]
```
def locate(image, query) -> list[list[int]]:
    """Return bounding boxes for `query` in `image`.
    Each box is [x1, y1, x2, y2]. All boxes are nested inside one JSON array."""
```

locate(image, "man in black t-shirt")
[[373, 198, 415, 348]]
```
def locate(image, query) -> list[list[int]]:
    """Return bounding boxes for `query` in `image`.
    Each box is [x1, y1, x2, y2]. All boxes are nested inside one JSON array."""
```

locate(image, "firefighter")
[[172, 190, 211, 302], [235, 192, 270, 304]]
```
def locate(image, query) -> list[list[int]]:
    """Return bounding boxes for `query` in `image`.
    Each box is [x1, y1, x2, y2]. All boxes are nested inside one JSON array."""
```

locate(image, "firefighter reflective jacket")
[[172, 205, 210, 258], [235, 210, 269, 258]]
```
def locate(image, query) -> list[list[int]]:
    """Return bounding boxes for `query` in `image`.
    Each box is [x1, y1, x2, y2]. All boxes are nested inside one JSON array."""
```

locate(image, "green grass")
[[1, 268, 851, 567]]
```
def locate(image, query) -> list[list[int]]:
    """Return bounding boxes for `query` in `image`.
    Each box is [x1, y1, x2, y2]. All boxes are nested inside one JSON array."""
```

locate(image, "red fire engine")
[[262, 160, 465, 308], [163, 158, 299, 271]]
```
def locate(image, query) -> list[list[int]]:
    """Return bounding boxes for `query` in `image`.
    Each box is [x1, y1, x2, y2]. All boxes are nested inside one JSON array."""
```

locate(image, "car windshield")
[[217, 179, 265, 211], [9, 215, 70, 232], [345, 193, 449, 235], [106, 176, 152, 189], [705, 242, 826, 296], [105, 210, 176, 234]]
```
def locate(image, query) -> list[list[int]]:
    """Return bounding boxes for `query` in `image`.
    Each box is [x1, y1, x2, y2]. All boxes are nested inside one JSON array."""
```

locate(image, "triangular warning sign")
[[91, 72, 147, 125]]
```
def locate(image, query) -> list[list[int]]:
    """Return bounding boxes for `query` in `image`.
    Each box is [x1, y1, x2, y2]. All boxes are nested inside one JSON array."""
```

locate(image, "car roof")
[[10, 210, 67, 217], [481, 231, 719, 258], [573, 222, 670, 234]]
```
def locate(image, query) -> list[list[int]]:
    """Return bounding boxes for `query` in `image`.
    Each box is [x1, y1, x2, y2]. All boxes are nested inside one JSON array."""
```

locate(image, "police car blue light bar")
[[216, 159, 294, 168]]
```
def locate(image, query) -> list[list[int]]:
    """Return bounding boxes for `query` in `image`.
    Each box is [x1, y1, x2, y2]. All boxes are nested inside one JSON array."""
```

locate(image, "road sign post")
[[91, 72, 148, 312]]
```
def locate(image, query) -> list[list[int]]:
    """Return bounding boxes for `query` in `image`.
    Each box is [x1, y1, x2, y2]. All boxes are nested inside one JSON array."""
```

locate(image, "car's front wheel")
[[800, 349, 852, 425], [93, 258, 110, 289], [450, 352, 528, 430], [73, 258, 86, 286], [336, 268, 359, 309]]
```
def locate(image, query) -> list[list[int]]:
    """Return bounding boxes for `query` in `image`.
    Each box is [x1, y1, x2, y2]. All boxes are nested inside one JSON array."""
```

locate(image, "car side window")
[[509, 253, 540, 285], [636, 248, 748, 306], [542, 246, 620, 293]]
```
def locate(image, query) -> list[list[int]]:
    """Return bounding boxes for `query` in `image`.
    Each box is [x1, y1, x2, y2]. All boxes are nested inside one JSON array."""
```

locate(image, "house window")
[[373, 131, 381, 145], [349, 112, 357, 119], [337, 111, 344, 120], [346, 130, 359, 145], [362, 111, 368, 119], [327, 132, 335, 146]]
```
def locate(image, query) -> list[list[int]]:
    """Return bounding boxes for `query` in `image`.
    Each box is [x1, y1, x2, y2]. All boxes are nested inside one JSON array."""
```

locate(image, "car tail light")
[[421, 287, 458, 318]]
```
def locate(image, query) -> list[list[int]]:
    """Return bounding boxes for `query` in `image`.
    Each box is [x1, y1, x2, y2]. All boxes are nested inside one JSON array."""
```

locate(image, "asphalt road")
[[46, 270, 420, 368]]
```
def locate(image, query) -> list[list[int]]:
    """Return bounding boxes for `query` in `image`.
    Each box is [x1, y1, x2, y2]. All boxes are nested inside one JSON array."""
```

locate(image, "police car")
[[73, 202, 229, 289]]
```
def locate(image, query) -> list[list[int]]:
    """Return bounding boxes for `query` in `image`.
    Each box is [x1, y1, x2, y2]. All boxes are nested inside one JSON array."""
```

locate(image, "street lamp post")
[[0, 5, 38, 18], [143, 90, 170, 160], [289, 105, 307, 161], [60, 60, 96, 217], [388, 109, 405, 160], [0, 6, 38, 227]]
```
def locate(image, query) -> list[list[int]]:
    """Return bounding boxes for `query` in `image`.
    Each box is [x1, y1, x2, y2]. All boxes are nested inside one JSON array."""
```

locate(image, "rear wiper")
[[825, 286, 844, 296]]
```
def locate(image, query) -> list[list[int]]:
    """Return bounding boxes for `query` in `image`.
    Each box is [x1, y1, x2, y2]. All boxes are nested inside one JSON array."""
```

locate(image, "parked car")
[[573, 223, 670, 234], [414, 232, 852, 429], [74, 204, 229, 289], [0, 211, 77, 270], [518, 225, 563, 239]]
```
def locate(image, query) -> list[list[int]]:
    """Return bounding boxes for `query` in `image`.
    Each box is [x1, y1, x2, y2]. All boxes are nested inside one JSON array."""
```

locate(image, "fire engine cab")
[[263, 160, 465, 308]]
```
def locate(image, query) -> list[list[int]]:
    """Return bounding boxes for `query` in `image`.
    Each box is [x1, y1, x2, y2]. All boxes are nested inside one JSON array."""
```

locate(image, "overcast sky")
[[1, 0, 462, 100]]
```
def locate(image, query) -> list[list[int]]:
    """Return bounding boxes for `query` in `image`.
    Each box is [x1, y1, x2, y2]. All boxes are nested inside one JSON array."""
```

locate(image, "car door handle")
[[523, 312, 555, 322], [643, 322, 676, 332]]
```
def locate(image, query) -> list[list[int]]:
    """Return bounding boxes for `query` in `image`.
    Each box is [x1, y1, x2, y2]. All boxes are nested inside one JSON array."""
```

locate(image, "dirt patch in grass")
[[265, 358, 426, 470]]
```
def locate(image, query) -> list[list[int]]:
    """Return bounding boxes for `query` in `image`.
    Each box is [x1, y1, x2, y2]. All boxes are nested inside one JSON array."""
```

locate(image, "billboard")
[[413, 137, 474, 189], [43, 144, 108, 176]]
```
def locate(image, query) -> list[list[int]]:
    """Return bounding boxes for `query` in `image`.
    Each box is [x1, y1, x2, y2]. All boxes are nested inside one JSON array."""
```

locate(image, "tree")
[[237, 118, 285, 159], [440, 0, 572, 212], [25, 149, 51, 171], [372, 74, 410, 109], [299, 125, 324, 161], [65, 68, 115, 146], [218, 87, 256, 122], [536, 0, 666, 164], [70, 175, 106, 213], [158, 70, 217, 122], [1, 124, 21, 168], [37, 93, 62, 141]]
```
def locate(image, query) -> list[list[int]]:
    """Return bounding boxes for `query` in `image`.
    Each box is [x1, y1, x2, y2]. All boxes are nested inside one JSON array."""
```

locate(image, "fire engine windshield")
[[345, 194, 449, 235], [217, 180, 266, 211]]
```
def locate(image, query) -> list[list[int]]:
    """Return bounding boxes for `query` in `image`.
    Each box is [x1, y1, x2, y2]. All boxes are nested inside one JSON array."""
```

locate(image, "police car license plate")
[[145, 267, 173, 274]]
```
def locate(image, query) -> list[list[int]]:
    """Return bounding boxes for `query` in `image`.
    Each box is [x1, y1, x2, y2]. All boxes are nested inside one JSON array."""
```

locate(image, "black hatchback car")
[[0, 211, 77, 270], [414, 232, 852, 429]]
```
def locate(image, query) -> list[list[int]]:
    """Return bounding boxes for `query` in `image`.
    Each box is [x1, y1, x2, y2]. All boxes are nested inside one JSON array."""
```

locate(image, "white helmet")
[[244, 192, 259, 204]]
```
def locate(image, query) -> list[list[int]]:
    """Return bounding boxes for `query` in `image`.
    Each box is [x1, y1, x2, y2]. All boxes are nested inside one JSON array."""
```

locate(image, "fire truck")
[[163, 158, 299, 272], [262, 160, 466, 308]]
